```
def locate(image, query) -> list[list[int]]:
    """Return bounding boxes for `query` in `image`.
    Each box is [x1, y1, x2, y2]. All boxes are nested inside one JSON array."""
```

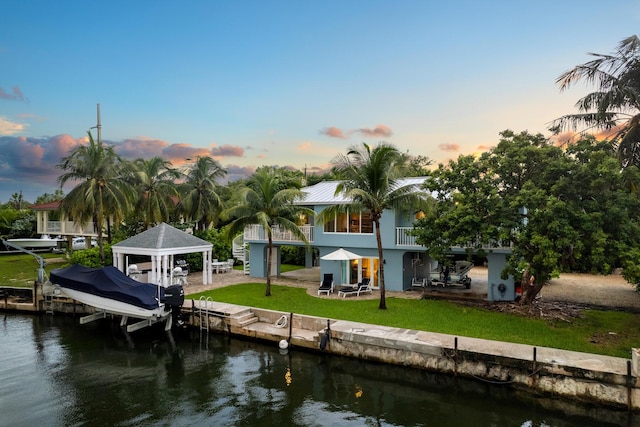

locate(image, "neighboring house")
[[241, 178, 516, 301], [30, 201, 101, 241]]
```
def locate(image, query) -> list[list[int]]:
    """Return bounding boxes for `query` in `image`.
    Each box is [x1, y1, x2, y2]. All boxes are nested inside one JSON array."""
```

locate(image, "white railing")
[[45, 221, 98, 236], [395, 227, 513, 249], [396, 227, 418, 246], [244, 224, 314, 243]]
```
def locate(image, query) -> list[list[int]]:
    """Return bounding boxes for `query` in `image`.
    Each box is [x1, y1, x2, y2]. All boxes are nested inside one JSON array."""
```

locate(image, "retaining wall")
[[186, 299, 640, 411]]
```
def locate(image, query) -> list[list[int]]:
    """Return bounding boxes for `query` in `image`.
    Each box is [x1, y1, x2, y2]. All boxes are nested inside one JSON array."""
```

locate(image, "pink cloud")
[[320, 126, 346, 139], [162, 143, 210, 163], [357, 124, 392, 138], [297, 141, 314, 152], [0, 86, 26, 101], [114, 137, 168, 159], [438, 143, 461, 152], [210, 144, 244, 157]]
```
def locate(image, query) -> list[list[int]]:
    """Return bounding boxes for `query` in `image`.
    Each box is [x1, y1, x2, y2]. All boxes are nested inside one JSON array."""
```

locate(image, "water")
[[1, 313, 637, 427]]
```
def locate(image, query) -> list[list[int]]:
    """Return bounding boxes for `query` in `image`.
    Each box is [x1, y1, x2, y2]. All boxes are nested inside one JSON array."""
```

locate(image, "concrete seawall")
[[187, 298, 640, 411], [3, 285, 639, 411]]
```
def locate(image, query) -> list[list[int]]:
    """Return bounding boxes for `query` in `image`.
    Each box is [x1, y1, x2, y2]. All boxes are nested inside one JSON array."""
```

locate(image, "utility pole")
[[96, 103, 102, 143]]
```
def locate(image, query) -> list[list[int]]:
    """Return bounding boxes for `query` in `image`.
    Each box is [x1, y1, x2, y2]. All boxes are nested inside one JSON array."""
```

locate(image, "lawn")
[[189, 283, 640, 359], [4, 254, 637, 359], [0, 253, 68, 287]]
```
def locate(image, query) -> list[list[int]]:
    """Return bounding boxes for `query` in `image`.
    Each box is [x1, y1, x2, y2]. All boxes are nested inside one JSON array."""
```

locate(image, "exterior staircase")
[[232, 234, 250, 275]]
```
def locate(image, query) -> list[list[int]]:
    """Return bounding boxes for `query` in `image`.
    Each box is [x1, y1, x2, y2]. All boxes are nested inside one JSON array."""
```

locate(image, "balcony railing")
[[244, 224, 314, 243], [395, 227, 513, 249], [45, 221, 98, 237]]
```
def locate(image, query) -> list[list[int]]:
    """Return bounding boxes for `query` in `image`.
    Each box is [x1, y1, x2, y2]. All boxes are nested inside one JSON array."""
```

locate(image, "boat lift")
[[2, 239, 47, 283]]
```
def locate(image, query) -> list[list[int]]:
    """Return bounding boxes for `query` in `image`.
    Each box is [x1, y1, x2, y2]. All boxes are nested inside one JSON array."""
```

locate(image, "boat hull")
[[59, 286, 169, 320], [7, 237, 63, 249]]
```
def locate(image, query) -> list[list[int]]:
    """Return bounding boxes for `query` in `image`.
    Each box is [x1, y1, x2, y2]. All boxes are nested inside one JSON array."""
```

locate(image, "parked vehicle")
[[72, 237, 97, 250]]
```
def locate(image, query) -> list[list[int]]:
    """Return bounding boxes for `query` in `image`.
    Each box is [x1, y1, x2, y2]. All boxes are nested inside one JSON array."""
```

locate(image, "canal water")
[[1, 313, 637, 427]]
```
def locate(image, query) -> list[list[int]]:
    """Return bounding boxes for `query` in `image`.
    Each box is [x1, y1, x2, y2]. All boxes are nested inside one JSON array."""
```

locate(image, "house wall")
[[244, 203, 516, 298]]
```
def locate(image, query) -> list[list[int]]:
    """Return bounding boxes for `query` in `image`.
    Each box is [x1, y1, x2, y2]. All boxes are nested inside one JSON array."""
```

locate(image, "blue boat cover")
[[50, 264, 162, 310]]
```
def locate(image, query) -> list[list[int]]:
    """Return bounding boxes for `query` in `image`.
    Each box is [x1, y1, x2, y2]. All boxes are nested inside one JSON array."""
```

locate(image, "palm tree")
[[57, 131, 136, 264], [318, 142, 432, 309], [132, 157, 180, 229], [550, 35, 640, 167], [222, 168, 313, 296], [176, 156, 227, 231]]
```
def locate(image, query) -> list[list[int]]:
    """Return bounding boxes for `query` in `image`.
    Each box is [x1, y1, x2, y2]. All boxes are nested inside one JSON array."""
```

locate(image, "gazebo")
[[111, 223, 214, 286]]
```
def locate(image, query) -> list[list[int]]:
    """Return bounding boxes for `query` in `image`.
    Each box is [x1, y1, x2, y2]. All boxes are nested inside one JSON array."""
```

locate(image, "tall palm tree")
[[318, 142, 432, 309], [550, 35, 640, 167], [132, 157, 180, 229], [57, 132, 136, 264], [222, 168, 313, 296], [176, 156, 227, 231]]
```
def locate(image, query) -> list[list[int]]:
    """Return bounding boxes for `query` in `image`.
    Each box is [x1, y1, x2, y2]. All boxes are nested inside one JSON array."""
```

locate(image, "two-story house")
[[241, 178, 516, 301], [29, 201, 101, 245]]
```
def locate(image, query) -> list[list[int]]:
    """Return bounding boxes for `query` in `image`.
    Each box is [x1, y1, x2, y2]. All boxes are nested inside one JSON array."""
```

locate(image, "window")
[[324, 210, 373, 234]]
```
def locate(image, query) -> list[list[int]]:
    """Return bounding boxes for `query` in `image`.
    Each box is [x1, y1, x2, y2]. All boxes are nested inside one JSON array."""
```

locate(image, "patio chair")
[[224, 258, 235, 273], [411, 277, 426, 287], [318, 273, 334, 296], [338, 278, 372, 298]]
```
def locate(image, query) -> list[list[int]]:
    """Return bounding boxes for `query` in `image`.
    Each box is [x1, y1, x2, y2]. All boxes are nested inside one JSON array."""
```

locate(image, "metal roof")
[[299, 177, 429, 205]]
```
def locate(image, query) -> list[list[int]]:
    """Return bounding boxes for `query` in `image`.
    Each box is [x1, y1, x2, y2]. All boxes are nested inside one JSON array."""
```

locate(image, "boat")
[[6, 235, 64, 251], [49, 264, 184, 332]]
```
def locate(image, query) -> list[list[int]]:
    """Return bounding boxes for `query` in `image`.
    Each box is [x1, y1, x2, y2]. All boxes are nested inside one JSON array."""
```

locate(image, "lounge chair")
[[318, 273, 334, 296], [338, 278, 372, 298]]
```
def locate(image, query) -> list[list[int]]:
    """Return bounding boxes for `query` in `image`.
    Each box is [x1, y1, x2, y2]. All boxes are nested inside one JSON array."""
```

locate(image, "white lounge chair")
[[338, 278, 372, 298]]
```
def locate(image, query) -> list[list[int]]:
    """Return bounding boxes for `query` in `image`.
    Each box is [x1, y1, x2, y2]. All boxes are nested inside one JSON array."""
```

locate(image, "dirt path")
[[467, 267, 640, 311]]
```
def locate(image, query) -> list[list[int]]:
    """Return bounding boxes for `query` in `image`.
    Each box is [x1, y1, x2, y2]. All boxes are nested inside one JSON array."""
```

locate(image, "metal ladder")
[[44, 293, 55, 315], [197, 296, 212, 334]]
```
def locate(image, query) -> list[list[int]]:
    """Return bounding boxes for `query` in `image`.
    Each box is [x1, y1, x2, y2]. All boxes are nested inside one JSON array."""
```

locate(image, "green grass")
[[188, 283, 640, 358], [4, 254, 636, 359], [0, 253, 68, 287]]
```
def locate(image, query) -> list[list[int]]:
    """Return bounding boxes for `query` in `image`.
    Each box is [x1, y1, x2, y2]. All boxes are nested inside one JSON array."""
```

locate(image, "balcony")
[[44, 221, 98, 237], [244, 225, 314, 243], [395, 227, 513, 250]]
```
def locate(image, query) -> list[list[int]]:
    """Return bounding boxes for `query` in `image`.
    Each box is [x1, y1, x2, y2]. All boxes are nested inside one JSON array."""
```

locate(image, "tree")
[[57, 131, 136, 264], [35, 189, 65, 205], [176, 156, 227, 231], [399, 153, 433, 177], [131, 156, 180, 229], [222, 167, 313, 296], [414, 130, 640, 303], [550, 35, 640, 168], [7, 191, 25, 210], [319, 142, 433, 309]]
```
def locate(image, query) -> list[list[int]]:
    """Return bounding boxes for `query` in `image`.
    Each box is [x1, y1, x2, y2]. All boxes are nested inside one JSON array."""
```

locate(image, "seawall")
[[3, 285, 639, 411], [186, 297, 640, 412]]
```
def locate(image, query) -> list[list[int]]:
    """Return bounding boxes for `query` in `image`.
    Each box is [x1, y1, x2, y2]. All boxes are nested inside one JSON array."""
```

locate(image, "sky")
[[2, 1, 640, 203]]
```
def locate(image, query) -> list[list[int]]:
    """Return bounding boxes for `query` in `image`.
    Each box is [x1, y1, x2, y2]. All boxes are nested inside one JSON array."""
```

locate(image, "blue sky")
[[2, 1, 640, 202]]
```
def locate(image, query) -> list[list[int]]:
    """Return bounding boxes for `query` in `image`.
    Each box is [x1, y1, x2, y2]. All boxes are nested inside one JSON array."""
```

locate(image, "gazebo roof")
[[112, 222, 212, 256]]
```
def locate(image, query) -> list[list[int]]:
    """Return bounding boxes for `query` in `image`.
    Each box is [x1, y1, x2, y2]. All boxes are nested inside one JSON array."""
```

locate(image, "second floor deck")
[[244, 225, 512, 251]]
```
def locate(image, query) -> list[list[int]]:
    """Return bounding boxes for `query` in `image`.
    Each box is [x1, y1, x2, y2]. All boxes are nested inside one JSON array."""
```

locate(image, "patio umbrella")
[[320, 248, 362, 285]]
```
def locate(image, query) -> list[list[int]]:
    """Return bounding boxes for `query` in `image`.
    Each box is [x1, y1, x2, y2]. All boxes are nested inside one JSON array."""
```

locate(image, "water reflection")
[[0, 313, 636, 426]]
